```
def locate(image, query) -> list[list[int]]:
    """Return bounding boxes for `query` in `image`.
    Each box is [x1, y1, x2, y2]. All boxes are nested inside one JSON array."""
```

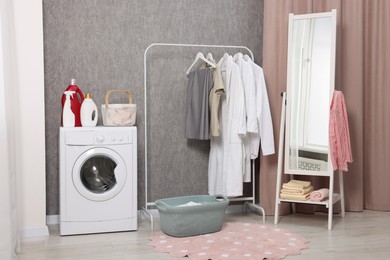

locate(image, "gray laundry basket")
[[155, 195, 229, 237]]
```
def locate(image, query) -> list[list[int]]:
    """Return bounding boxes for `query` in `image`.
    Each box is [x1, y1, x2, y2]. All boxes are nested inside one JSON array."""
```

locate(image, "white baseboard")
[[20, 225, 49, 238], [46, 214, 59, 225]]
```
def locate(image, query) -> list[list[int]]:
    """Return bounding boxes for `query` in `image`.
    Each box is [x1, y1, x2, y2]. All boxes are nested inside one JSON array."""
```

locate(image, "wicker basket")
[[101, 90, 136, 126], [155, 195, 229, 237]]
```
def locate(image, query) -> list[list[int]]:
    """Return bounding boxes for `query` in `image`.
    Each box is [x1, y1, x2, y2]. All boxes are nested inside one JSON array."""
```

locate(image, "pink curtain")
[[260, 0, 390, 214], [363, 0, 390, 209]]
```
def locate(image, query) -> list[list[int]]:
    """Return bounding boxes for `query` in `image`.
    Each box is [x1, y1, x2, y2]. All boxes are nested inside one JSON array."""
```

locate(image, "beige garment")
[[209, 64, 225, 137]]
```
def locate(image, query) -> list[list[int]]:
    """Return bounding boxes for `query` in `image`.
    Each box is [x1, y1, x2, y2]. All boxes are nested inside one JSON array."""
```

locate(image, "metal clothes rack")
[[142, 43, 266, 229]]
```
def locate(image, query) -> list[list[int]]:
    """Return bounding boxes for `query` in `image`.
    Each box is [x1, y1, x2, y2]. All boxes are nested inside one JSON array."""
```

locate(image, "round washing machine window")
[[80, 155, 117, 194], [72, 147, 127, 202]]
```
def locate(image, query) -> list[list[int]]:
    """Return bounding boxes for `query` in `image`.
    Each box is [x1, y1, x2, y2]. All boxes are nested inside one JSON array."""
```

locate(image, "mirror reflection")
[[285, 10, 336, 173]]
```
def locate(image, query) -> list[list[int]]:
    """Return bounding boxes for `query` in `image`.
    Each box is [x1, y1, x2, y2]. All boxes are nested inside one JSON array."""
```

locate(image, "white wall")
[[1, 0, 19, 258], [0, 25, 16, 260], [12, 0, 48, 237]]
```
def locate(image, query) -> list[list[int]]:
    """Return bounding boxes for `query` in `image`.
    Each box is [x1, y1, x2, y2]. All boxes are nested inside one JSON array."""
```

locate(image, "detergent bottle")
[[62, 91, 76, 127], [80, 93, 98, 127], [61, 79, 84, 126]]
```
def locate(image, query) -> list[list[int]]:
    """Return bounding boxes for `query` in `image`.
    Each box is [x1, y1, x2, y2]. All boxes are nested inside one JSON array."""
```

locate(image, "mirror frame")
[[284, 9, 337, 175]]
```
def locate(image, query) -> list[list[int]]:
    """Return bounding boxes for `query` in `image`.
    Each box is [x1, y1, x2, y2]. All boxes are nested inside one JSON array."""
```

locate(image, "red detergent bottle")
[[61, 79, 84, 127]]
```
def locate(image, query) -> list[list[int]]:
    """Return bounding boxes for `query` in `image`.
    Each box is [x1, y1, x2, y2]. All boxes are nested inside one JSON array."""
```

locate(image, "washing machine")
[[59, 126, 137, 235]]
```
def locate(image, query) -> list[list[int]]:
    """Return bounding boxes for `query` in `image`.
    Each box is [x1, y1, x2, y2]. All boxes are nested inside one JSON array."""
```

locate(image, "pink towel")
[[309, 188, 329, 202], [329, 91, 353, 171]]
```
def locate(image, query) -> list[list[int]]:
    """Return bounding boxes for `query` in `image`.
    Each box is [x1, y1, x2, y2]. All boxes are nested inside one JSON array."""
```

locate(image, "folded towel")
[[283, 180, 311, 189], [280, 192, 310, 201], [281, 185, 314, 195], [309, 188, 329, 202]]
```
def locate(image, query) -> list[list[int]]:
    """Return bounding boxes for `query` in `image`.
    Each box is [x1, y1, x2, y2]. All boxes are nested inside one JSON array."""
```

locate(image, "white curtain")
[[0, 0, 19, 258]]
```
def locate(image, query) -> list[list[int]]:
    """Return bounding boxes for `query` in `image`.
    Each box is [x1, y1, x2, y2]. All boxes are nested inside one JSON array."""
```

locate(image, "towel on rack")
[[280, 180, 313, 201], [282, 180, 312, 189], [309, 188, 329, 202], [329, 90, 353, 171], [280, 193, 310, 201], [281, 185, 314, 195]]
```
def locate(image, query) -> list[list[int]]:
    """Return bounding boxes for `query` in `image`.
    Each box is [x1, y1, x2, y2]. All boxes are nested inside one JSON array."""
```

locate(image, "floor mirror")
[[274, 9, 345, 230]]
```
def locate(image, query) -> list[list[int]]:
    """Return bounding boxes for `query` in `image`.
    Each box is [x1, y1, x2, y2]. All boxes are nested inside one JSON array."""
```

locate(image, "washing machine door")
[[72, 147, 127, 201]]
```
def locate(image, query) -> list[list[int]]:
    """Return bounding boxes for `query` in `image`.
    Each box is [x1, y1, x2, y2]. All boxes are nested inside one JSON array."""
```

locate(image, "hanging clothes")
[[234, 53, 258, 132], [185, 68, 213, 140], [208, 54, 246, 197], [234, 53, 258, 182], [246, 58, 275, 158], [329, 90, 352, 171], [209, 61, 225, 137]]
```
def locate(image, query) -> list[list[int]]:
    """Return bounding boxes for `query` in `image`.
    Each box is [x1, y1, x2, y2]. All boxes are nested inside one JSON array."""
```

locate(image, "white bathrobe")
[[208, 54, 246, 197], [234, 53, 258, 133], [246, 59, 275, 158], [234, 53, 258, 182]]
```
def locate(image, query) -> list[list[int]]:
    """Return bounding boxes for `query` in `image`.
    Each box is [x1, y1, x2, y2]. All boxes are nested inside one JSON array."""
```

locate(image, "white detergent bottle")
[[80, 93, 98, 127], [62, 91, 76, 127]]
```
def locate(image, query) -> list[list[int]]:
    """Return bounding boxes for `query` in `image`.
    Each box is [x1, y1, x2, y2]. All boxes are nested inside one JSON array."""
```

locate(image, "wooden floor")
[[17, 210, 390, 260]]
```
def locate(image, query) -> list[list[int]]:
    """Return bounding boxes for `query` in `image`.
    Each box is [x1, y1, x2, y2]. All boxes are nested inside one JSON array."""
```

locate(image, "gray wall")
[[44, 0, 264, 215]]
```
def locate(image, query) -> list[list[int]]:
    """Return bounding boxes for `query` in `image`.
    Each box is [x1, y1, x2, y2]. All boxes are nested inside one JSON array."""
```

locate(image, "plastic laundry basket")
[[155, 195, 229, 237]]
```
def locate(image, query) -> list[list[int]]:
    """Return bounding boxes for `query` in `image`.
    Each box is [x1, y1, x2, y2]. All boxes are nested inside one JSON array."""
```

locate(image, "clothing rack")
[[142, 43, 265, 229]]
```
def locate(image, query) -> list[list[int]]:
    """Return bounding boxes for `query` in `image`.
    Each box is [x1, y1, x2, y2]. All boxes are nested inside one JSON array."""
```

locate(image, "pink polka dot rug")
[[149, 222, 309, 259]]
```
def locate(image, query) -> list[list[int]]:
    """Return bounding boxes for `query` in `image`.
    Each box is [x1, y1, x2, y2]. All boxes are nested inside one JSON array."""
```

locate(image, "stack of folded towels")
[[280, 180, 314, 201]]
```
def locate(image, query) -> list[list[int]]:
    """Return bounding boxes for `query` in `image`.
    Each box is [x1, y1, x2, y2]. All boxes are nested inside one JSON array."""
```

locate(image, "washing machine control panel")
[[95, 132, 131, 145], [95, 135, 105, 143], [63, 127, 135, 146]]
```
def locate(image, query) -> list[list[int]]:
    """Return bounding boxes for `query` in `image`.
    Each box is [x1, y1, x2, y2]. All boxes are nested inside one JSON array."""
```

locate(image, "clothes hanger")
[[219, 53, 229, 64], [219, 53, 230, 72], [233, 52, 242, 62], [186, 52, 216, 75], [222, 53, 229, 60], [243, 54, 252, 61], [206, 52, 214, 61]]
